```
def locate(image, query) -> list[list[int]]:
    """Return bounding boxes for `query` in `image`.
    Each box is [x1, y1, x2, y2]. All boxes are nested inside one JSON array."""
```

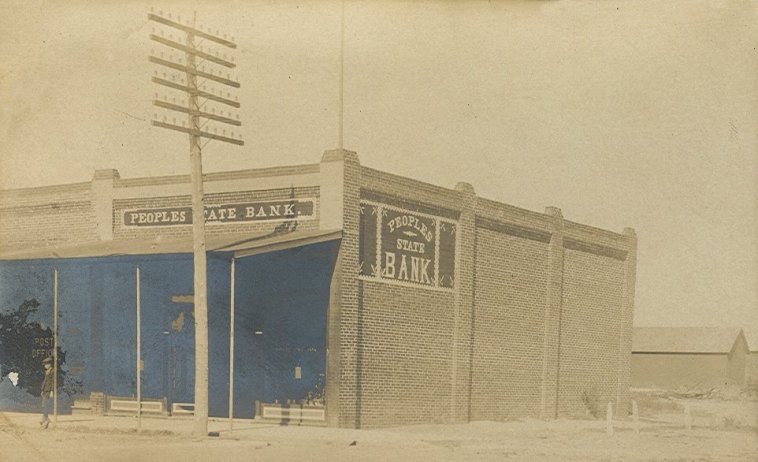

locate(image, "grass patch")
[[581, 388, 601, 418]]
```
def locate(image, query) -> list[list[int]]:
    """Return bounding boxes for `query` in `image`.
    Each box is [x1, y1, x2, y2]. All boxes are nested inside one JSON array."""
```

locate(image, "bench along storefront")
[[0, 149, 637, 428]]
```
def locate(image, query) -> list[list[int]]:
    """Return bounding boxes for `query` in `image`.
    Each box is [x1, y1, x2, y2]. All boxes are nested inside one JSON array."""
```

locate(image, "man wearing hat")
[[39, 356, 54, 429]]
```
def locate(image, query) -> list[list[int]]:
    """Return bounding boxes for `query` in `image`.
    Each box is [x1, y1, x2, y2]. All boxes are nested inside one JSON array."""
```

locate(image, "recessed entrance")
[[231, 240, 339, 419]]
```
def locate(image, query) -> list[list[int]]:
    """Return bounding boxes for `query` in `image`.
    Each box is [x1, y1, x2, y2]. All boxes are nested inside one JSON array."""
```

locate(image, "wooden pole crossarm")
[[148, 13, 237, 49], [151, 120, 244, 145], [153, 100, 241, 126], [152, 77, 240, 108], [150, 56, 240, 88], [171, 294, 195, 304], [150, 35, 236, 68]]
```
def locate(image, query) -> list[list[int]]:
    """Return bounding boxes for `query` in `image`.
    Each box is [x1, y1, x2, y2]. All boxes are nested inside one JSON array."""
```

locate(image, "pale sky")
[[0, 0, 756, 331]]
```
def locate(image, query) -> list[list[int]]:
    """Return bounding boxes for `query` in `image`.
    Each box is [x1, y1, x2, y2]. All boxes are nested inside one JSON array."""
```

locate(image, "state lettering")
[[396, 238, 425, 254]]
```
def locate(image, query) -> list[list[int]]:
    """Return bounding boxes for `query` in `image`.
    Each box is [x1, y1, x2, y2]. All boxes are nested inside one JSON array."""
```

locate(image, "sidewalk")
[[2, 411, 330, 439]]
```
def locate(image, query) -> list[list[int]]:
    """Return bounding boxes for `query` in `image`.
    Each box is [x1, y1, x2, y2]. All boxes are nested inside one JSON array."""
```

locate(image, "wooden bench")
[[171, 402, 195, 416], [71, 399, 92, 415], [258, 403, 326, 425], [106, 396, 168, 416]]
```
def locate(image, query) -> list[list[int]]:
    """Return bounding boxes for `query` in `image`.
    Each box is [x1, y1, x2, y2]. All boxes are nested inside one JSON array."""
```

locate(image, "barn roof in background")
[[632, 326, 744, 354]]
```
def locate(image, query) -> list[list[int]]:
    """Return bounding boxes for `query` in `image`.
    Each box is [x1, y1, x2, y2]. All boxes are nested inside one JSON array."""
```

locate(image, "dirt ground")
[[1, 395, 756, 462]]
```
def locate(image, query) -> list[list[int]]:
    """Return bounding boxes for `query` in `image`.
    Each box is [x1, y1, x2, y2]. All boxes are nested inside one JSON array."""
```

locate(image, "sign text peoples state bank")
[[123, 199, 314, 226], [359, 201, 456, 289]]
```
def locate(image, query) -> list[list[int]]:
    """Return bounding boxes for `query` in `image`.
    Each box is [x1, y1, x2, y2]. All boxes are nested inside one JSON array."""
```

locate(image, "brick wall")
[[356, 279, 454, 427], [558, 249, 626, 417], [348, 161, 636, 427], [0, 166, 322, 250], [0, 183, 97, 248], [349, 167, 462, 427], [450, 183, 476, 423], [320, 150, 362, 428], [360, 167, 461, 213], [470, 228, 549, 420]]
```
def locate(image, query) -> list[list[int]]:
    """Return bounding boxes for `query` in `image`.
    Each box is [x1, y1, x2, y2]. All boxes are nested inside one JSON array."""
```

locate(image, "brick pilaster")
[[320, 149, 361, 428], [541, 206, 563, 419], [616, 227, 637, 415], [91, 169, 120, 241], [451, 182, 475, 423]]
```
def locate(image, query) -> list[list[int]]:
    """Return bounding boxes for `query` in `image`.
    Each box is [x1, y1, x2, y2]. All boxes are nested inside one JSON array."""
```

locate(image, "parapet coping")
[[116, 164, 321, 188], [360, 166, 463, 202], [0, 181, 91, 199], [0, 161, 634, 245], [361, 168, 631, 244]]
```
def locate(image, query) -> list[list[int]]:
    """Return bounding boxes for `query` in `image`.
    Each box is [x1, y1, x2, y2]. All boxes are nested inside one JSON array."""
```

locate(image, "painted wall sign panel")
[[123, 199, 315, 227], [437, 221, 457, 288], [359, 200, 456, 290]]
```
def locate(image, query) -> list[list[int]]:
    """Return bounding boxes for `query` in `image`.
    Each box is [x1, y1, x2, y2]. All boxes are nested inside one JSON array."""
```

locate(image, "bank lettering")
[[124, 200, 313, 226], [359, 202, 456, 289]]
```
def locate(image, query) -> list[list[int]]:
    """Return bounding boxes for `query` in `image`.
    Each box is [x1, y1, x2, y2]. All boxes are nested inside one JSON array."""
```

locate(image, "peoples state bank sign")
[[359, 201, 456, 289], [123, 199, 314, 226]]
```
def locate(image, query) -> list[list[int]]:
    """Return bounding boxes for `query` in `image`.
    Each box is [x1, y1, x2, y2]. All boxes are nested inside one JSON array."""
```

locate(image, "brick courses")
[[0, 183, 97, 248], [0, 151, 636, 428], [357, 279, 454, 427], [471, 228, 549, 420], [558, 249, 626, 417]]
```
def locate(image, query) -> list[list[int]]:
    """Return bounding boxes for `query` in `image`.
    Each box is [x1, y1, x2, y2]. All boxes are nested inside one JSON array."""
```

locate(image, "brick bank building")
[[0, 150, 637, 428]]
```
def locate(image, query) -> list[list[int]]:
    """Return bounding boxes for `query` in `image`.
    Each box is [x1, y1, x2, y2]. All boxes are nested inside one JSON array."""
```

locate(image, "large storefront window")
[[0, 239, 338, 420]]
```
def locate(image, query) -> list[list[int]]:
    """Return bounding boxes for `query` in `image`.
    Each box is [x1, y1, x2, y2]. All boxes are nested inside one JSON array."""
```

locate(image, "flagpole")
[[338, 0, 344, 150]]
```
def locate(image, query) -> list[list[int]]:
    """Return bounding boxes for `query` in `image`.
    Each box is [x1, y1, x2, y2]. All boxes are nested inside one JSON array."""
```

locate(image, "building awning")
[[0, 229, 342, 261]]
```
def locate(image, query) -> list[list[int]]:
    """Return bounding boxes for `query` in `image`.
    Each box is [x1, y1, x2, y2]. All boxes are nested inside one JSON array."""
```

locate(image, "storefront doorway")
[[231, 239, 339, 419]]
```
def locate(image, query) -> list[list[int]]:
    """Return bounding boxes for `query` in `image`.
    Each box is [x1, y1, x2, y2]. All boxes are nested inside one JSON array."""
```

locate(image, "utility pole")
[[148, 8, 243, 437], [136, 266, 142, 432]]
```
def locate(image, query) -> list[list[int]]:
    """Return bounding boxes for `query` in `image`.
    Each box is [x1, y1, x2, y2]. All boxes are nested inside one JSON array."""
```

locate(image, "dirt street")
[[1, 403, 756, 462]]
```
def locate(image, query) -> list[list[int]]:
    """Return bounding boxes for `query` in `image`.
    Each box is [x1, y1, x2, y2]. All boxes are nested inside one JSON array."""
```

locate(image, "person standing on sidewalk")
[[40, 356, 54, 429]]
